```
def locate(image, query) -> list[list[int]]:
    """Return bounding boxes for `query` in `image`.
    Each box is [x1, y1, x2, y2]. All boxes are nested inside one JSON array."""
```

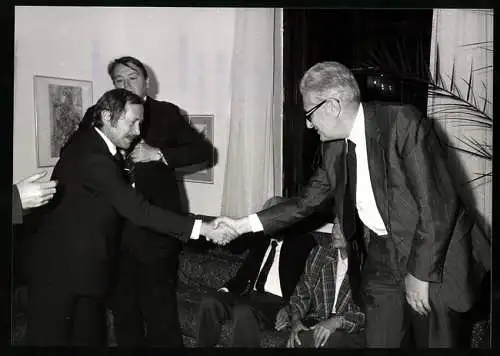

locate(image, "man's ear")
[[101, 110, 111, 123]]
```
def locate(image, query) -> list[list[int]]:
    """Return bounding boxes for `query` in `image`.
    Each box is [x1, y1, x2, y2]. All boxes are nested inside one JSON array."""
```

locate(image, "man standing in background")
[[80, 56, 214, 347]]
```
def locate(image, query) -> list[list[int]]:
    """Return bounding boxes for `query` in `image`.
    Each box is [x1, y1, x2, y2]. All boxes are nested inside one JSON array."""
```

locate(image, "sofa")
[[12, 233, 490, 348]]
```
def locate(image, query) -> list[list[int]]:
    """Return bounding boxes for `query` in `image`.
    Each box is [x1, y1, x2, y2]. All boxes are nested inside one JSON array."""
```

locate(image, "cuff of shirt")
[[218, 287, 229, 293], [190, 219, 202, 239], [158, 149, 168, 166], [248, 214, 264, 232]]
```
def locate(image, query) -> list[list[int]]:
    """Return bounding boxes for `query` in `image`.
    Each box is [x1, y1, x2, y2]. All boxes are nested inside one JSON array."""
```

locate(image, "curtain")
[[220, 8, 281, 217], [428, 9, 493, 236]]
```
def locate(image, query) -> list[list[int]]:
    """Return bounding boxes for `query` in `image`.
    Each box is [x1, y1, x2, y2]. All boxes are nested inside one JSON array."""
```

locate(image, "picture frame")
[[34, 75, 93, 167], [176, 114, 215, 184]]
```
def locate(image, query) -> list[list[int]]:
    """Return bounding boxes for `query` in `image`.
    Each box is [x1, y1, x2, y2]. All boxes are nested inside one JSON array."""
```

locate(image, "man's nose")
[[306, 120, 314, 129], [133, 122, 141, 136]]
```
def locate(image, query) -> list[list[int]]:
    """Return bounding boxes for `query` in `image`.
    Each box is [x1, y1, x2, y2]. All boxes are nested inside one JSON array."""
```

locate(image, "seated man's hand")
[[310, 316, 341, 348], [201, 220, 238, 246], [275, 306, 290, 331], [286, 319, 309, 348]]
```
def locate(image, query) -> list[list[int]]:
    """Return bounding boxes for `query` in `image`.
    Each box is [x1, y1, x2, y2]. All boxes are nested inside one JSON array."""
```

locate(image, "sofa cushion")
[[178, 248, 246, 289]]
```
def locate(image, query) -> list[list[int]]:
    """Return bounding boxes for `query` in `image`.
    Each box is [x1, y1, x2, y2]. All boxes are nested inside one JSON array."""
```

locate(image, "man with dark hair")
[[80, 56, 214, 347], [24, 88, 228, 346], [217, 61, 490, 348]]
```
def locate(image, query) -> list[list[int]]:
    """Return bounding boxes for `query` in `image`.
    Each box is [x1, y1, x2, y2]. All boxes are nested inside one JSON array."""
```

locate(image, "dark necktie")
[[113, 151, 125, 169], [255, 240, 278, 292], [114, 152, 135, 185], [342, 139, 357, 240], [123, 156, 135, 185]]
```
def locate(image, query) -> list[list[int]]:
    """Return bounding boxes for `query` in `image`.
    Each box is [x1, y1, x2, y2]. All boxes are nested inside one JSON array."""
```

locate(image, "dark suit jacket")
[[12, 185, 23, 225], [80, 96, 213, 263], [223, 231, 316, 302], [256, 101, 491, 312], [25, 127, 196, 295]]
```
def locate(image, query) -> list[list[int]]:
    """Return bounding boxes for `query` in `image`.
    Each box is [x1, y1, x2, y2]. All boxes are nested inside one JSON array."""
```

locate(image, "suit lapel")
[[363, 103, 389, 228]]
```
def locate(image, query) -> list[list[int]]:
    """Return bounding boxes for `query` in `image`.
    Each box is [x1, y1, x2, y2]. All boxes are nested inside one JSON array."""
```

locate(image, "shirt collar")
[[94, 127, 117, 156], [347, 103, 364, 146]]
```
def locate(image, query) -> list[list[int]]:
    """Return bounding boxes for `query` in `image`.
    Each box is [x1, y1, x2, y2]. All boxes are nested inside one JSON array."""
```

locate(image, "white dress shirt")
[[253, 239, 283, 297], [249, 104, 387, 236], [347, 104, 387, 236], [94, 127, 201, 239], [332, 249, 348, 313]]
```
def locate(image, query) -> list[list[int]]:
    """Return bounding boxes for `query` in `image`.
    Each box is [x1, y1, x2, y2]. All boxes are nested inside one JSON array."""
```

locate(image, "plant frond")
[[454, 136, 491, 159], [460, 41, 494, 47], [467, 172, 492, 187], [447, 141, 491, 160], [465, 61, 474, 102], [473, 65, 493, 72]]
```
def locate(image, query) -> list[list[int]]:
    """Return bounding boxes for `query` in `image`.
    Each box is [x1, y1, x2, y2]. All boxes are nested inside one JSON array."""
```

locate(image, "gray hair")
[[299, 62, 360, 104]]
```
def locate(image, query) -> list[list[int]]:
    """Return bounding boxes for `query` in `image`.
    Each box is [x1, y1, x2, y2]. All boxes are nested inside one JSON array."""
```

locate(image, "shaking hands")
[[200, 216, 253, 246]]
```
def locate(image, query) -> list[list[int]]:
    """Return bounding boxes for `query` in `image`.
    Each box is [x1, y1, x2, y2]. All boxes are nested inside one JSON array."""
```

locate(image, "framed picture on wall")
[[176, 114, 215, 184], [34, 75, 92, 167]]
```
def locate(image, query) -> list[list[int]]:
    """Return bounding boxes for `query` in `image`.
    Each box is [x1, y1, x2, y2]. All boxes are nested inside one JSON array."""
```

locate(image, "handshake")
[[200, 216, 253, 246]]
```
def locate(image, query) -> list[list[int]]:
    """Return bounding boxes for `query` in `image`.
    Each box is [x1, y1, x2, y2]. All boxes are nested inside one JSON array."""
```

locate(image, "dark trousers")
[[297, 319, 365, 348], [362, 233, 462, 348], [26, 285, 106, 346], [196, 289, 285, 347], [111, 250, 182, 347]]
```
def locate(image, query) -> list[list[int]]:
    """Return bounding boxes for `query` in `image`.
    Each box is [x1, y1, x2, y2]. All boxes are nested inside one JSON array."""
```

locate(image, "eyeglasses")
[[304, 98, 340, 123], [304, 99, 328, 123]]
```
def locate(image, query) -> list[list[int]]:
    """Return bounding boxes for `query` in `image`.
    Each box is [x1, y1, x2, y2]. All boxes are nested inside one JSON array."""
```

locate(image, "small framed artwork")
[[176, 114, 215, 184], [34, 75, 92, 167]]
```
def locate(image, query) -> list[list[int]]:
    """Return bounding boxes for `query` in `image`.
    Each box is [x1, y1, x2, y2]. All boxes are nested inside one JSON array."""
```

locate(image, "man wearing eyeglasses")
[[79, 56, 215, 347], [215, 61, 490, 348]]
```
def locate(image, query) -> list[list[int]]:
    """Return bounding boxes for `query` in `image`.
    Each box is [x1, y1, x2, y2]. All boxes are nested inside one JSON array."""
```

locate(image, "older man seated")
[[275, 217, 366, 348]]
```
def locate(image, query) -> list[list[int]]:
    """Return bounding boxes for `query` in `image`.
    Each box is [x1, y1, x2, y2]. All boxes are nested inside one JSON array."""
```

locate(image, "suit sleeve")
[[398, 107, 458, 282], [257, 166, 333, 236], [223, 236, 267, 294], [158, 107, 214, 168], [81, 153, 195, 242], [12, 185, 23, 225]]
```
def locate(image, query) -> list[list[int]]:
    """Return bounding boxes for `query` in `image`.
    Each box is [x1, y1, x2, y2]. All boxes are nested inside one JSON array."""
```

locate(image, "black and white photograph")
[[9, 6, 493, 350]]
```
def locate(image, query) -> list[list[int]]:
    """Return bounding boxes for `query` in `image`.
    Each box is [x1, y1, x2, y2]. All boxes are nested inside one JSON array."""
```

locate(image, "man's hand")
[[213, 216, 252, 236], [286, 319, 309, 348], [404, 273, 431, 316], [16, 171, 58, 209], [201, 220, 238, 246], [310, 316, 341, 348], [129, 140, 164, 163], [275, 306, 290, 331]]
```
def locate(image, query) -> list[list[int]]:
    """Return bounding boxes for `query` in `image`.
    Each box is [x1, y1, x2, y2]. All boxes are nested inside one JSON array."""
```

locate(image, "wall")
[[14, 6, 240, 215]]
